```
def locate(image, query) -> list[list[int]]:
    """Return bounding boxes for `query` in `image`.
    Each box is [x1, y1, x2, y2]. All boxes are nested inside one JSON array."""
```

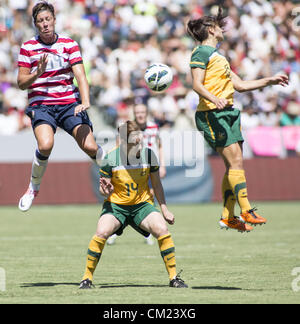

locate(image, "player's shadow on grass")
[[21, 282, 167, 288], [192, 286, 242, 290], [21, 282, 79, 287], [99, 283, 167, 288]]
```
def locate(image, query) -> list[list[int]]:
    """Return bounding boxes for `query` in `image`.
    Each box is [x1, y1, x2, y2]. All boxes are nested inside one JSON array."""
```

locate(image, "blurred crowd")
[[0, 0, 300, 140]]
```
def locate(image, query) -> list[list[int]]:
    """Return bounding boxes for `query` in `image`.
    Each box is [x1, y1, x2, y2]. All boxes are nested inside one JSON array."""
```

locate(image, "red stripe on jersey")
[[57, 38, 75, 44], [29, 79, 74, 89], [66, 45, 80, 54], [38, 67, 72, 78], [28, 89, 78, 99], [19, 48, 30, 56], [70, 57, 83, 65], [23, 39, 39, 46], [30, 98, 78, 106], [146, 125, 159, 129], [18, 62, 31, 68]]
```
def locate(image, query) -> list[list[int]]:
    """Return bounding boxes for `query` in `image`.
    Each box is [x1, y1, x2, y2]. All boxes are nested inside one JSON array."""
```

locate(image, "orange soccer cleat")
[[219, 216, 253, 233], [239, 208, 267, 226]]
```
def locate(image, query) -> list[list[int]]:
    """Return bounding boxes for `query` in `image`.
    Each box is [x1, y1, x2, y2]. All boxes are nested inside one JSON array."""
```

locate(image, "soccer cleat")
[[18, 188, 39, 212], [219, 216, 253, 233], [144, 234, 154, 246], [79, 279, 94, 289], [169, 271, 188, 288], [239, 208, 267, 226], [107, 234, 117, 245]]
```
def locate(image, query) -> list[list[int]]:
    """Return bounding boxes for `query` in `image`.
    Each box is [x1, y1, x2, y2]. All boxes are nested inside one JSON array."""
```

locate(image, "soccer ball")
[[144, 63, 173, 92]]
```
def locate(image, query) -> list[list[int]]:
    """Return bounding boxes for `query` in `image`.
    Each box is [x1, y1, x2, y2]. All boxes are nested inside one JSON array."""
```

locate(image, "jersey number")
[[125, 183, 138, 196]]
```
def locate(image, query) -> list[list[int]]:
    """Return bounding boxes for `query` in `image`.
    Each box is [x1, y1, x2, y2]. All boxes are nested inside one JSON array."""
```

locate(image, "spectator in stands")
[[280, 101, 300, 126], [0, 0, 299, 161]]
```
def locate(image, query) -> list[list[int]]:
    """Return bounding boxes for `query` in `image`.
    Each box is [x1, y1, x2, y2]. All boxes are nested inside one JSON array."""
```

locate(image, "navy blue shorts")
[[25, 102, 93, 135]]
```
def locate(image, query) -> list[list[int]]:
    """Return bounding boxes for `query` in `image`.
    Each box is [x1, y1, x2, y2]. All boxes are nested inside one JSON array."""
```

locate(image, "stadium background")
[[0, 0, 300, 206]]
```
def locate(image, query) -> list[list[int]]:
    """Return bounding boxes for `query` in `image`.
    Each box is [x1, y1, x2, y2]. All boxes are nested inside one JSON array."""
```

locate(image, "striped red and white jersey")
[[18, 34, 83, 106], [143, 121, 160, 155]]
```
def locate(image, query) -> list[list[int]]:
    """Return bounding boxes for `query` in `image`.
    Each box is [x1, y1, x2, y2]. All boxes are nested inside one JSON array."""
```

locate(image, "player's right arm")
[[191, 67, 228, 110], [150, 170, 174, 225], [17, 54, 48, 90], [99, 154, 114, 198], [99, 177, 114, 197]]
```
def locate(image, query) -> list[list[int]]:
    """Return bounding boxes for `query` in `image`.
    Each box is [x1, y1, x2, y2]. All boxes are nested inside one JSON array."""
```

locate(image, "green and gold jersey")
[[99, 146, 159, 205], [190, 45, 234, 111]]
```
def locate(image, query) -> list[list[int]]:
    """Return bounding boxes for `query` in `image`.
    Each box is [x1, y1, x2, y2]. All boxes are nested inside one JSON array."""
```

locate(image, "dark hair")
[[32, 1, 55, 25], [118, 120, 141, 143], [187, 7, 227, 42]]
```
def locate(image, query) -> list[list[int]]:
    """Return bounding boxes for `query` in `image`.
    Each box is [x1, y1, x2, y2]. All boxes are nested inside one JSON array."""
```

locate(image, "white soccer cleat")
[[107, 234, 117, 245], [144, 234, 154, 245], [18, 188, 39, 212]]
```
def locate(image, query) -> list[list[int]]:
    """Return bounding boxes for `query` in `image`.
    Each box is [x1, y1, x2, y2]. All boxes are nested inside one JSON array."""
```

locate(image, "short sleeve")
[[99, 155, 112, 178], [18, 45, 31, 69], [68, 40, 83, 66], [190, 46, 215, 70]]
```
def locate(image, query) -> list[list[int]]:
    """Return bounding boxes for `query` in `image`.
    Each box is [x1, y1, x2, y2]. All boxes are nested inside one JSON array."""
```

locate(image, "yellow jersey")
[[190, 45, 234, 111], [99, 146, 159, 205]]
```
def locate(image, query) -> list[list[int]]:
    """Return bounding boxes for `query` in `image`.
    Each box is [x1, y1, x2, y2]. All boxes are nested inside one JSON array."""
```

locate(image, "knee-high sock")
[[158, 233, 176, 281], [91, 145, 104, 167], [30, 150, 49, 191], [82, 235, 106, 281], [221, 173, 236, 219], [227, 169, 251, 213]]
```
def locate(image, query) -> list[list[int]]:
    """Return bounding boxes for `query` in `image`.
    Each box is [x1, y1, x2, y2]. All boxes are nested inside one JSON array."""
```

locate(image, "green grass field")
[[0, 202, 300, 304]]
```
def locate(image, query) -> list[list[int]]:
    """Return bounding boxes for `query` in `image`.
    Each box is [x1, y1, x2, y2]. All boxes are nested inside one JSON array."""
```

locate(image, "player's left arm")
[[72, 63, 90, 115], [156, 136, 166, 179], [150, 171, 174, 225], [230, 71, 289, 93]]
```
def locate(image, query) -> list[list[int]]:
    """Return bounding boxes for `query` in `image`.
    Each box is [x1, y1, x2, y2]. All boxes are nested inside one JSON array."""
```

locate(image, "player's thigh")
[[33, 123, 55, 155], [95, 213, 122, 239], [72, 124, 98, 157], [139, 211, 169, 239]]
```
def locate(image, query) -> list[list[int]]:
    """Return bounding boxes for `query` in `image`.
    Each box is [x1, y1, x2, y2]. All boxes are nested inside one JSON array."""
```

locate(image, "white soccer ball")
[[144, 63, 173, 92]]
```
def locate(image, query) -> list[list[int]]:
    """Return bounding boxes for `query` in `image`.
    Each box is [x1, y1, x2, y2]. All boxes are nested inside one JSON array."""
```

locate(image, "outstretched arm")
[[230, 71, 289, 93]]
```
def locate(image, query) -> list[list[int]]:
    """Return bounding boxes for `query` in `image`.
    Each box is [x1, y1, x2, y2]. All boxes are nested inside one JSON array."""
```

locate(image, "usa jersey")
[[143, 121, 160, 155], [18, 34, 82, 106]]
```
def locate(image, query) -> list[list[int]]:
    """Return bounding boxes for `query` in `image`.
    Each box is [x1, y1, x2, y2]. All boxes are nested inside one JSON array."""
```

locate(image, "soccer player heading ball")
[[188, 7, 289, 232], [17, 1, 104, 211], [79, 121, 187, 289]]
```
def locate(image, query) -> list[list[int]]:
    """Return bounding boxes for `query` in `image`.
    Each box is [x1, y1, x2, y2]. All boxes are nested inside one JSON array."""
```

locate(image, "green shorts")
[[100, 201, 159, 237], [195, 107, 244, 150]]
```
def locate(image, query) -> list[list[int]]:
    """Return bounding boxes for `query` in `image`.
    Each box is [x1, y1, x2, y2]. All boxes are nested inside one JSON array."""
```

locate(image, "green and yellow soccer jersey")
[[190, 45, 234, 111], [99, 146, 159, 205]]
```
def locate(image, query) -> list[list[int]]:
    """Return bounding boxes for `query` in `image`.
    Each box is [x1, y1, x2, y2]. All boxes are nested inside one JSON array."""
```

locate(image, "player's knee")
[[95, 229, 112, 240], [151, 223, 169, 239], [38, 139, 53, 155], [83, 142, 98, 157]]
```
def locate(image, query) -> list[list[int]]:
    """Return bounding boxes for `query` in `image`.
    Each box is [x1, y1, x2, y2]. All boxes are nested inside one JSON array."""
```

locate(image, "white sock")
[[30, 150, 49, 191], [94, 145, 105, 167]]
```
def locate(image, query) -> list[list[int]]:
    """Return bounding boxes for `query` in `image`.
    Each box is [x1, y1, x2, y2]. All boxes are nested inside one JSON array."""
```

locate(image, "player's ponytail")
[[187, 7, 227, 42]]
